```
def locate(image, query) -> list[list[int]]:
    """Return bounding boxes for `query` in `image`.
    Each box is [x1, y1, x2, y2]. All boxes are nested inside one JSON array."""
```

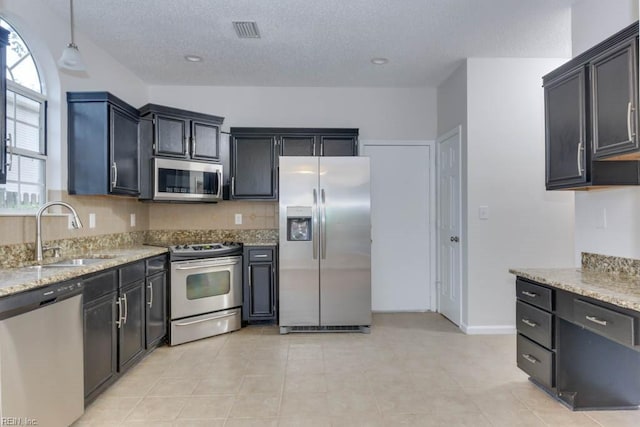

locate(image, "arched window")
[[0, 18, 46, 212]]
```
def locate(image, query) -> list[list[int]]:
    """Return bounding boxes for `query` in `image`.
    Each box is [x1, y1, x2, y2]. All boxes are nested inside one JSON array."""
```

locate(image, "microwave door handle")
[[217, 170, 223, 198]]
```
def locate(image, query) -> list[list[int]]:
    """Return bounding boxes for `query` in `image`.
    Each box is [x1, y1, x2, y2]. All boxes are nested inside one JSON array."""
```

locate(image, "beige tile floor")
[[74, 313, 640, 426]]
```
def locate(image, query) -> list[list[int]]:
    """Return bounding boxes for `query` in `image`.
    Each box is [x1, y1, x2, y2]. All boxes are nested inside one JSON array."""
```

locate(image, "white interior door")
[[437, 127, 462, 325], [361, 142, 434, 312]]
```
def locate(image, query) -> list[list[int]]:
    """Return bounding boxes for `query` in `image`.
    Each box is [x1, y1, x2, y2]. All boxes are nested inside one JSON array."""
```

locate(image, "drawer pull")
[[521, 318, 537, 328], [585, 315, 608, 326], [521, 291, 537, 298], [254, 254, 268, 258], [522, 353, 539, 364]]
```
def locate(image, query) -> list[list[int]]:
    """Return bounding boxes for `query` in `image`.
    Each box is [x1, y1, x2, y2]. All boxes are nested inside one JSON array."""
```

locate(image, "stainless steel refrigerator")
[[278, 156, 371, 333]]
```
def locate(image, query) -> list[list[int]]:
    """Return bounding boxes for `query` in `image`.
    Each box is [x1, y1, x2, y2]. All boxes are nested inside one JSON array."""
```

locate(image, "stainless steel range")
[[169, 242, 243, 345]]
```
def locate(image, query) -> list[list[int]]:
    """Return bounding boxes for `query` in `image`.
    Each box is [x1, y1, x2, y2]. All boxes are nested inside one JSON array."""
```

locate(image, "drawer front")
[[248, 248, 273, 262], [574, 299, 636, 347], [517, 334, 555, 389], [516, 300, 553, 349], [516, 279, 553, 311], [146, 255, 168, 276], [83, 269, 118, 303], [119, 261, 145, 287]]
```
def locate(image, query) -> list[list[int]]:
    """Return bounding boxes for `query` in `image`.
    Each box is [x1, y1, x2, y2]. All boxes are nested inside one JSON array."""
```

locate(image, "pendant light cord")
[[69, 0, 76, 46]]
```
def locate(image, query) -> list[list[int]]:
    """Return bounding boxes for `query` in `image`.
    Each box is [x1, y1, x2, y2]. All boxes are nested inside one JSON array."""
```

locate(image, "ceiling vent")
[[233, 21, 261, 39]]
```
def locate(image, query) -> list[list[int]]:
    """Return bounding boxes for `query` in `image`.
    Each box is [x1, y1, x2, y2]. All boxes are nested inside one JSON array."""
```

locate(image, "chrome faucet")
[[35, 201, 83, 262]]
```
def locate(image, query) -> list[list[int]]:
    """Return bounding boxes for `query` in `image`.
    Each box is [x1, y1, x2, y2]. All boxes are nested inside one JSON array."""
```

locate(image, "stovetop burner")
[[169, 241, 243, 261]]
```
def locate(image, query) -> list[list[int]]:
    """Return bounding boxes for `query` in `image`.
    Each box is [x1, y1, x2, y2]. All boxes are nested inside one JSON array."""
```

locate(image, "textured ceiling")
[[46, 0, 574, 87]]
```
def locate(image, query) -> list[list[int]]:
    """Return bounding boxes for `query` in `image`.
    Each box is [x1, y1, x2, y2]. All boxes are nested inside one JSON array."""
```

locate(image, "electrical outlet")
[[130, 213, 136, 227], [89, 213, 96, 229], [235, 213, 242, 225]]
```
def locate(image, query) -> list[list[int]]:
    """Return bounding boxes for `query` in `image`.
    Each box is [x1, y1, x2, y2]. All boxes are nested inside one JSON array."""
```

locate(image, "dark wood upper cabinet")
[[139, 104, 223, 161], [544, 68, 589, 189], [0, 28, 8, 185], [543, 21, 640, 190], [591, 38, 639, 160], [155, 114, 188, 157], [231, 134, 278, 199], [230, 127, 358, 200], [67, 92, 140, 196], [280, 135, 316, 156], [319, 135, 358, 156]]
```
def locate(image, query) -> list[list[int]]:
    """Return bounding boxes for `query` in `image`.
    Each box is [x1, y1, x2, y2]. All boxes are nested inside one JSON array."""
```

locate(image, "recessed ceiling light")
[[185, 55, 203, 62], [371, 57, 389, 65]]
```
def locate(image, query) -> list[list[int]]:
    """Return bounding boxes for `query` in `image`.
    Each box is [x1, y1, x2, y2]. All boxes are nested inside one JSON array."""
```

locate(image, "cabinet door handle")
[[585, 315, 607, 326], [231, 176, 235, 197], [521, 318, 537, 328], [122, 293, 128, 325], [115, 297, 123, 329], [111, 162, 118, 187], [522, 353, 538, 364], [521, 291, 537, 298], [576, 141, 583, 175], [248, 265, 252, 288], [627, 102, 635, 142], [147, 282, 153, 308]]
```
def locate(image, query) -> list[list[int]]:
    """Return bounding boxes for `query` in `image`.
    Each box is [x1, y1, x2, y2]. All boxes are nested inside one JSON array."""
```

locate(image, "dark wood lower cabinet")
[[243, 246, 278, 323], [83, 255, 168, 405], [118, 280, 146, 371], [146, 271, 167, 348], [515, 277, 640, 410], [83, 290, 118, 404]]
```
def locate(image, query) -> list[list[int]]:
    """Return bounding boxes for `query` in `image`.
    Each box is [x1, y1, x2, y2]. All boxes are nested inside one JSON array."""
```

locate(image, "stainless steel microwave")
[[153, 158, 222, 202]]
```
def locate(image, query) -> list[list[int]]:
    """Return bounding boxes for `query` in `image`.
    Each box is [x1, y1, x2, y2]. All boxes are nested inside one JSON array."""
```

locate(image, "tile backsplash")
[[0, 191, 277, 246]]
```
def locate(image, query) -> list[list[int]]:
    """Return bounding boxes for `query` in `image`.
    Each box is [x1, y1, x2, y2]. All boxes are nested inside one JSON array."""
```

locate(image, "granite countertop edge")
[[510, 267, 640, 312], [0, 245, 168, 298]]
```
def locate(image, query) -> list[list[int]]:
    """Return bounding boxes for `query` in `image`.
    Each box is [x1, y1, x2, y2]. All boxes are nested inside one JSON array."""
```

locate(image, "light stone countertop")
[[509, 267, 640, 312], [0, 245, 168, 298]]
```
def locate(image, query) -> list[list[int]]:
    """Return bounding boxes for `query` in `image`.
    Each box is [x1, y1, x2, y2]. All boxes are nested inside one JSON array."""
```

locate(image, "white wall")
[[436, 62, 469, 325], [0, 0, 148, 191], [465, 58, 574, 331], [571, 0, 640, 262], [148, 86, 437, 140], [572, 0, 639, 56]]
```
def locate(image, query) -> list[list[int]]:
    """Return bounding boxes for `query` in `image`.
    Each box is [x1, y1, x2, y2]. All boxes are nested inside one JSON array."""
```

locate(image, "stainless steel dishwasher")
[[0, 280, 84, 427]]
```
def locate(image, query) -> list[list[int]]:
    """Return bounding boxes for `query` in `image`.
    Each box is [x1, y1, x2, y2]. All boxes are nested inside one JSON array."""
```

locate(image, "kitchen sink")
[[47, 258, 110, 267], [28, 256, 115, 269]]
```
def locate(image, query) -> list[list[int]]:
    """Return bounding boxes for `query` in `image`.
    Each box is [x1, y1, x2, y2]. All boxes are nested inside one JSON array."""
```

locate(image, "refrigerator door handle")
[[321, 188, 327, 259], [313, 189, 319, 259]]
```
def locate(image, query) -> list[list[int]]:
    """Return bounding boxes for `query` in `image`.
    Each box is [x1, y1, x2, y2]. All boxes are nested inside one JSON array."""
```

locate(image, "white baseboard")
[[460, 323, 516, 335]]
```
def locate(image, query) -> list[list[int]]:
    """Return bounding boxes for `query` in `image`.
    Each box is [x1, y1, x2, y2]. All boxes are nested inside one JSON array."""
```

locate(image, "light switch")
[[235, 213, 242, 225], [478, 206, 489, 220], [130, 213, 136, 227], [89, 213, 96, 229]]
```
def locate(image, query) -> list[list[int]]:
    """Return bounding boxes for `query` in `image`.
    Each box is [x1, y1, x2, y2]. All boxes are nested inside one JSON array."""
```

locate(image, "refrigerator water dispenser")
[[286, 206, 312, 241]]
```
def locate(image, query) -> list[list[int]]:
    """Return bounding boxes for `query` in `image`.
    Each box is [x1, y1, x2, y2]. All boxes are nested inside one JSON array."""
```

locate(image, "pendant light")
[[58, 0, 86, 71]]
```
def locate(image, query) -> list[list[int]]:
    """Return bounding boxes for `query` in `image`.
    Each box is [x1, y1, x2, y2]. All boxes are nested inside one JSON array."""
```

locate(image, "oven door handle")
[[174, 261, 240, 270], [173, 312, 237, 326]]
